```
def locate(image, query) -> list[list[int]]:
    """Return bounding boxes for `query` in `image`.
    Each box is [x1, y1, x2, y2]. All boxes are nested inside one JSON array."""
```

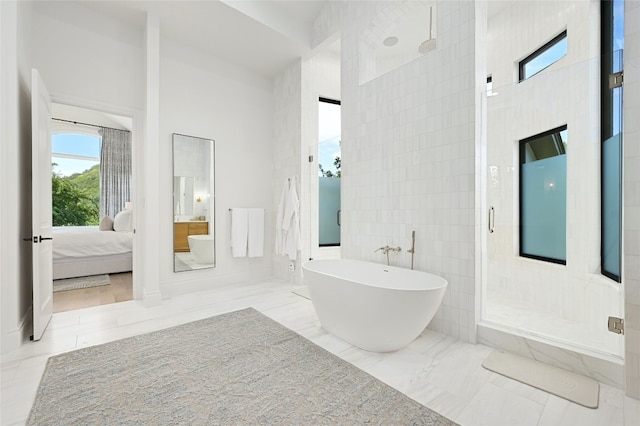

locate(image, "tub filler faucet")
[[375, 245, 401, 265]]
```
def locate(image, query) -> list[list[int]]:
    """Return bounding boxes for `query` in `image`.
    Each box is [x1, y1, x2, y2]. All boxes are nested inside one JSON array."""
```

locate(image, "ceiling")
[[49, 1, 511, 79], [80, 0, 327, 78]]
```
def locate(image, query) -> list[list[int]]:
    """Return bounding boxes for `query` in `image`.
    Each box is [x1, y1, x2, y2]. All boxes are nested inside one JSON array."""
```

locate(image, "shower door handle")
[[488, 207, 495, 233], [336, 210, 341, 226]]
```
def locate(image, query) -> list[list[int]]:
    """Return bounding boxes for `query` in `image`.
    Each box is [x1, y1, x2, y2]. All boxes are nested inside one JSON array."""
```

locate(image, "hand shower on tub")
[[407, 231, 416, 270]]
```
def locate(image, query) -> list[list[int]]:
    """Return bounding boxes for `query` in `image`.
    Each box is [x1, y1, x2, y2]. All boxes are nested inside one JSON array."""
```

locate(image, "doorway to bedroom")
[[50, 103, 134, 313]]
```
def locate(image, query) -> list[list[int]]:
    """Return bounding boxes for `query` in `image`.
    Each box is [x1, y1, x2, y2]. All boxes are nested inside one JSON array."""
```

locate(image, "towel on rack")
[[247, 208, 264, 258], [230, 208, 248, 258]]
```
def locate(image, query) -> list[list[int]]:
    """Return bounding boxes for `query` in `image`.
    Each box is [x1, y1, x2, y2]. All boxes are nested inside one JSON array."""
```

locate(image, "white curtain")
[[99, 128, 132, 218]]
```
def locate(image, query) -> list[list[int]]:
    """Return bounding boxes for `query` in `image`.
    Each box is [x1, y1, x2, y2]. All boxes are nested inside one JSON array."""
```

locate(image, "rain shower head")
[[418, 5, 436, 54], [418, 39, 436, 54]]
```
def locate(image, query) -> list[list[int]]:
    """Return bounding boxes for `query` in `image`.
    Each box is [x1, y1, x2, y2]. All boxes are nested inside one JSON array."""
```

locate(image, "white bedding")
[[53, 229, 133, 260]]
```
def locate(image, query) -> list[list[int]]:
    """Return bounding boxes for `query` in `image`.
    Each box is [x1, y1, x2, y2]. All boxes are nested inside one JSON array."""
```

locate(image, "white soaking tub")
[[303, 259, 448, 352]]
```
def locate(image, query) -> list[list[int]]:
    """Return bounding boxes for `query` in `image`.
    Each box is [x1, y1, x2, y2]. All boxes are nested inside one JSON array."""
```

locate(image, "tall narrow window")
[[519, 126, 567, 264], [601, 0, 624, 282], [318, 97, 341, 247], [51, 133, 101, 226], [519, 31, 567, 82]]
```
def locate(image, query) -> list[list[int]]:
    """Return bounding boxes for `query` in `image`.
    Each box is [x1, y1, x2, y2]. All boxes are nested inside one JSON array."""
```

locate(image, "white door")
[[31, 68, 53, 341]]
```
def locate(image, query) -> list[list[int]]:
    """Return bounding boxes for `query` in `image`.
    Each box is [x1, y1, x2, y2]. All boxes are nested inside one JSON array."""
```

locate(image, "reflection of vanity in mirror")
[[173, 133, 215, 272]]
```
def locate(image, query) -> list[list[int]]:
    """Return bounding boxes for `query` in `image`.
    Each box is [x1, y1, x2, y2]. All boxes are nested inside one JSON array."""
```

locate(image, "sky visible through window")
[[612, 0, 624, 136], [521, 36, 567, 81], [52, 133, 101, 177], [318, 101, 341, 176]]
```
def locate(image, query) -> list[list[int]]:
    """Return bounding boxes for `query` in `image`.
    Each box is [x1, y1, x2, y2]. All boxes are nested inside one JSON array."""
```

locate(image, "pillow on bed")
[[113, 210, 133, 232], [99, 215, 113, 231]]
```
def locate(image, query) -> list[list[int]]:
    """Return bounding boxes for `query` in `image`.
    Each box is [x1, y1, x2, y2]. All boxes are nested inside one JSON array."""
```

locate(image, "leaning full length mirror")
[[173, 133, 215, 272]]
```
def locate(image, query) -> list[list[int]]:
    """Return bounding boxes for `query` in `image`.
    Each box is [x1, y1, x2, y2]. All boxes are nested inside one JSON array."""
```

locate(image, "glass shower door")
[[482, 55, 624, 357]]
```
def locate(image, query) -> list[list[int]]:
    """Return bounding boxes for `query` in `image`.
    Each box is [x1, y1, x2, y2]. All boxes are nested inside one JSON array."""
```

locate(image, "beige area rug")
[[482, 349, 599, 408], [52, 274, 111, 293], [28, 308, 456, 425]]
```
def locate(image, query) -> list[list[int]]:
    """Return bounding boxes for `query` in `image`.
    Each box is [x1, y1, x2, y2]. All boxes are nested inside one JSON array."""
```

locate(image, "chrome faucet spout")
[[375, 245, 401, 265]]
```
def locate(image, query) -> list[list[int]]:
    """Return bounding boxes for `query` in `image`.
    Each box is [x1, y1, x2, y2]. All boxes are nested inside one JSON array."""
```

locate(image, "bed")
[[52, 226, 133, 280]]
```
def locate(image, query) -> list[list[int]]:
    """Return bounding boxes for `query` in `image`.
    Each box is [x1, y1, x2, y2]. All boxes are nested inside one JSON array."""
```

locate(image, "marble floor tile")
[[1, 277, 636, 426], [625, 396, 640, 425], [456, 382, 545, 426], [538, 392, 624, 426]]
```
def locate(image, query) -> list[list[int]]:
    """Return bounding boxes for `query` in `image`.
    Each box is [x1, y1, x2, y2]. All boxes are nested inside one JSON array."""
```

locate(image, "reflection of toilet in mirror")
[[188, 235, 214, 264]]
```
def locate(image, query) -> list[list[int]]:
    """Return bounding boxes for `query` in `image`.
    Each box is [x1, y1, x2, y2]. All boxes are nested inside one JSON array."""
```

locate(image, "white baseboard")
[[160, 267, 273, 298], [143, 289, 163, 307], [2, 306, 32, 355]]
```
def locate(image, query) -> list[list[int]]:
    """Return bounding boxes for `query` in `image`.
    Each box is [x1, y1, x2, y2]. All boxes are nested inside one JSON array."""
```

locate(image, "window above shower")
[[519, 30, 567, 82]]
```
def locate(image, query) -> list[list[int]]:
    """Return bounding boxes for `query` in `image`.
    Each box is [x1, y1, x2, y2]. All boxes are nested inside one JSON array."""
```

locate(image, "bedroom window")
[[51, 133, 101, 226]]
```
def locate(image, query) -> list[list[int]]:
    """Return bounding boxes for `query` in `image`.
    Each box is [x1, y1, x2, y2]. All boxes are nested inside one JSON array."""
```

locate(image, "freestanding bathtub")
[[187, 235, 214, 264], [303, 259, 448, 352]]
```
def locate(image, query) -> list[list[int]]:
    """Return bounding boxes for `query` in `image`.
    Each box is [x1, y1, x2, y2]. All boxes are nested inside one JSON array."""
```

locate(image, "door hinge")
[[308, 155, 314, 163], [609, 71, 623, 89], [608, 316, 624, 335]]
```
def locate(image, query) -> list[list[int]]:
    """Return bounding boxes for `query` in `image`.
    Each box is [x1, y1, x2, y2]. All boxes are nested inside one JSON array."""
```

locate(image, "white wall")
[[29, 1, 147, 302], [1, 3, 147, 351], [1, 1, 277, 353], [311, 0, 483, 342], [30, 1, 144, 111], [0, 0, 35, 353], [159, 39, 274, 296]]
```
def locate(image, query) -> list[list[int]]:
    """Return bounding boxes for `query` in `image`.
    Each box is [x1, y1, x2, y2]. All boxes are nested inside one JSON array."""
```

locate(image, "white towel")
[[247, 208, 264, 258], [230, 208, 248, 258], [283, 177, 301, 261]]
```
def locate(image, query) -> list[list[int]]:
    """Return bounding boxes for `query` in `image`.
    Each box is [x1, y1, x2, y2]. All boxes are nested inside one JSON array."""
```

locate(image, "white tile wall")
[[624, 0, 640, 401], [272, 61, 303, 283], [311, 0, 481, 342]]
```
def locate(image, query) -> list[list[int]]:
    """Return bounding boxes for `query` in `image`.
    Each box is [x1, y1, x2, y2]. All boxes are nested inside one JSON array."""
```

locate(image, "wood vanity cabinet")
[[174, 222, 209, 252]]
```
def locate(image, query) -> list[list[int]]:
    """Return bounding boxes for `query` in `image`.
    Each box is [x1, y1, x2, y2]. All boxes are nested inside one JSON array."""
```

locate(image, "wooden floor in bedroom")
[[52, 272, 133, 313]]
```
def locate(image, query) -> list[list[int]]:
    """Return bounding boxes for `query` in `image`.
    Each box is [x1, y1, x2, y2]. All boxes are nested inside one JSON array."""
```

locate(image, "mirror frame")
[[172, 133, 215, 272]]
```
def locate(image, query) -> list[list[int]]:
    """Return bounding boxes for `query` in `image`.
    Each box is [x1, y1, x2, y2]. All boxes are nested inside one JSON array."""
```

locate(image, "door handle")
[[337, 210, 341, 226], [26, 235, 53, 243], [488, 207, 495, 233]]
